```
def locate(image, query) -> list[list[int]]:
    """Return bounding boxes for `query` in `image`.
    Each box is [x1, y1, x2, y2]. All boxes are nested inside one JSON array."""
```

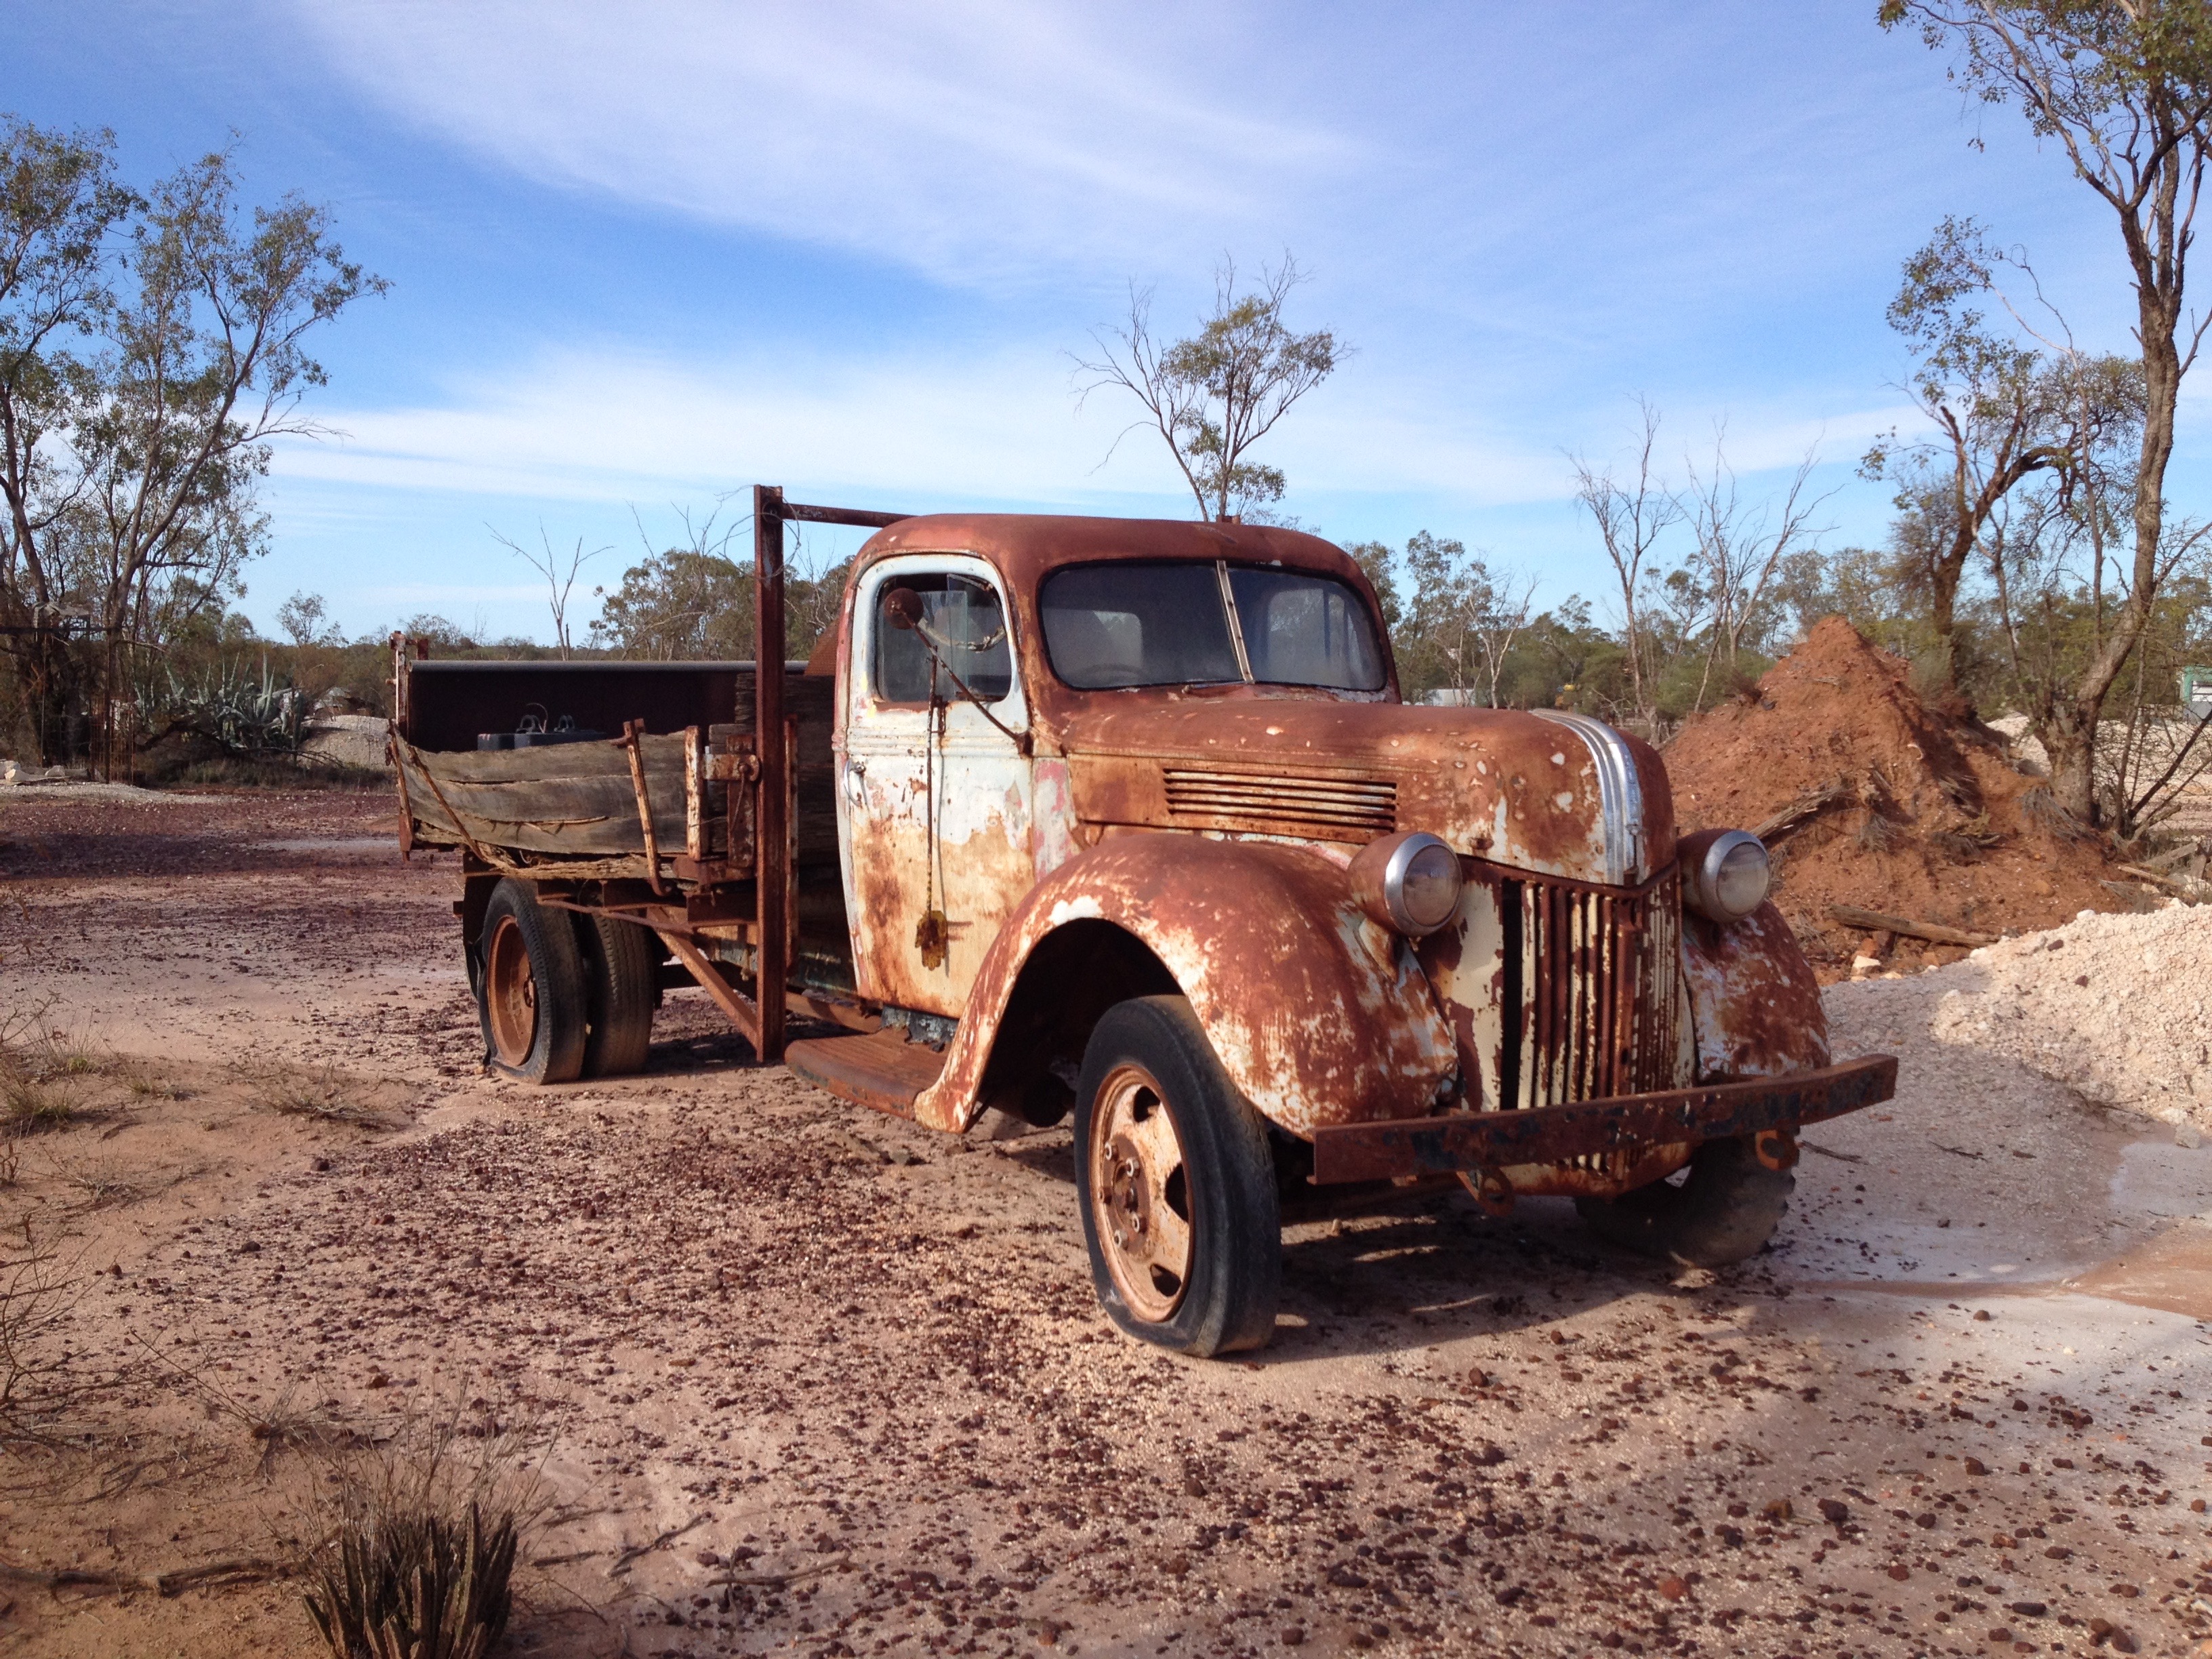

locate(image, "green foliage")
[[142, 655, 300, 755], [1881, 0, 2212, 814], [590, 549, 750, 659], [1080, 255, 1344, 521], [589, 550, 849, 661], [1355, 531, 1541, 706], [1523, 598, 1630, 714], [0, 118, 381, 768], [1345, 541, 1402, 639]]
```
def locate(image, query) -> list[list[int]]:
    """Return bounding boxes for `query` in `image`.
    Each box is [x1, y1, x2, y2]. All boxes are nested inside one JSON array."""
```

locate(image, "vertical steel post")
[[752, 483, 788, 1064]]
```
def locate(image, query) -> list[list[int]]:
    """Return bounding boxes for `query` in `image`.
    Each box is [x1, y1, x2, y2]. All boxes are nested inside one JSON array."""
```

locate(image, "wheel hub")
[[1088, 1064, 1193, 1323], [485, 914, 538, 1068]]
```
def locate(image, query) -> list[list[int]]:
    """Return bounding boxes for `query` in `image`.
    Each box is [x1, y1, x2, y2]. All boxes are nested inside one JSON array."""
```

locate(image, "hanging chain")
[[915, 657, 951, 970]]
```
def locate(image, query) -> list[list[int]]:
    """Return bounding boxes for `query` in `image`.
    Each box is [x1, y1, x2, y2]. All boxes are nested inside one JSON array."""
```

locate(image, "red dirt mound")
[[1663, 617, 2125, 978]]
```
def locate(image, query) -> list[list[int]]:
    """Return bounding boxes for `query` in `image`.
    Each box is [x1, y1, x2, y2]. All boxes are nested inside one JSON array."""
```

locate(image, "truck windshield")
[[1040, 561, 1385, 691]]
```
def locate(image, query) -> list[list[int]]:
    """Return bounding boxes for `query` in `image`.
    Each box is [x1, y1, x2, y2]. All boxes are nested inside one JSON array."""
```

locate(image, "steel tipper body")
[[395, 497, 1896, 1357]]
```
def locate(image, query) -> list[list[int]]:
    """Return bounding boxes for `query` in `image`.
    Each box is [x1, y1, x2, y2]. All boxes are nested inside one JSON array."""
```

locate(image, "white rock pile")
[[1925, 901, 2212, 1132]]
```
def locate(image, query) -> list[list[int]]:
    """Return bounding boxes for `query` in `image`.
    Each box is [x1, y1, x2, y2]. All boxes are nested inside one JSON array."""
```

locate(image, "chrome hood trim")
[[1534, 710, 1645, 886]]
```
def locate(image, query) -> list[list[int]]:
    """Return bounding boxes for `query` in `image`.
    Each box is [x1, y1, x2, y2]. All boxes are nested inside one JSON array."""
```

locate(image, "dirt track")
[[1, 787, 2208, 1659]]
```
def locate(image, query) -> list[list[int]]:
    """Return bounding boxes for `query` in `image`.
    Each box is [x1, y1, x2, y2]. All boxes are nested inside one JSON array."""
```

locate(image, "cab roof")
[[852, 512, 1374, 594]]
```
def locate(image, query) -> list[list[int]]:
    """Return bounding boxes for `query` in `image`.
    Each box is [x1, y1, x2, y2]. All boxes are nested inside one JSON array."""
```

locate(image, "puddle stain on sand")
[[2057, 1221, 2212, 1320]]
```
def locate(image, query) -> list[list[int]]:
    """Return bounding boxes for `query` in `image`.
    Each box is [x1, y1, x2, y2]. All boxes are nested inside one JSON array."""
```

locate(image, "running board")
[[785, 1029, 947, 1119]]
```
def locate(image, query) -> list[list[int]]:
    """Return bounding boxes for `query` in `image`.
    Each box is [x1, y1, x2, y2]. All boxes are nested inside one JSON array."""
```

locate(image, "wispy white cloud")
[[279, 346, 1542, 521], [277, 341, 1923, 529], [289, 0, 1356, 287]]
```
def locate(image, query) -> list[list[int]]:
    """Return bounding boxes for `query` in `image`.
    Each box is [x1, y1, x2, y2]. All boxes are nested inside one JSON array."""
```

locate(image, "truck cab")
[[394, 501, 1895, 1357]]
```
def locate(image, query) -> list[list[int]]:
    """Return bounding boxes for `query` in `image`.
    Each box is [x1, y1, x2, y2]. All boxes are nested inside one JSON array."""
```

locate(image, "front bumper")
[[1307, 1054, 1898, 1185]]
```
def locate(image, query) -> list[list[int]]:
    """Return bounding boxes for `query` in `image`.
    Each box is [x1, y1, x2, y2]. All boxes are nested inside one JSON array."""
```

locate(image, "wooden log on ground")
[[1753, 781, 1852, 844], [0, 1555, 293, 1596], [1826, 904, 1998, 947]]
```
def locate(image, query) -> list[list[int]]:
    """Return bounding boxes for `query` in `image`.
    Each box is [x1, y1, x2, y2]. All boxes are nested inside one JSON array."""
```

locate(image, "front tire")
[[1574, 1134, 1793, 1267], [1073, 997, 1279, 1357], [476, 879, 588, 1084]]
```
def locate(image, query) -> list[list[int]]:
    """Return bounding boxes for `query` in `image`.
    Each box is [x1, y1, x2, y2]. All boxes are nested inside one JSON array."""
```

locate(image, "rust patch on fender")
[[1679, 900, 1830, 1080], [910, 834, 1457, 1135]]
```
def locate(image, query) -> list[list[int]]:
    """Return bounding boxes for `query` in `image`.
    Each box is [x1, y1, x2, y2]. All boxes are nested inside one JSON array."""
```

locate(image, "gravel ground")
[[0, 792, 2207, 1659]]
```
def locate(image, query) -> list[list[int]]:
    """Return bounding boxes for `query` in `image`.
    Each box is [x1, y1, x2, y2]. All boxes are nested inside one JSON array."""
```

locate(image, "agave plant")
[[302, 1503, 518, 1659], [140, 656, 303, 755]]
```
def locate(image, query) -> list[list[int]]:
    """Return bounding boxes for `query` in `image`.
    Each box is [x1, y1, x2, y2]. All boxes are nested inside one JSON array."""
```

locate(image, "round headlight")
[[1683, 828, 1770, 922], [1349, 831, 1465, 937]]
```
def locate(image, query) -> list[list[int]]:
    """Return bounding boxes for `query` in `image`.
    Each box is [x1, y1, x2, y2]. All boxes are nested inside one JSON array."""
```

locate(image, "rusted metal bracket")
[[752, 488, 910, 1063], [615, 718, 667, 896], [655, 926, 761, 1050], [1308, 1055, 1898, 1186]]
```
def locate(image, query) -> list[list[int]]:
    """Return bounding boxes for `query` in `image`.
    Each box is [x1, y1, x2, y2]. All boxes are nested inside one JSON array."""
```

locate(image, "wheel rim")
[[485, 914, 537, 1067], [1088, 1063, 1193, 1322]]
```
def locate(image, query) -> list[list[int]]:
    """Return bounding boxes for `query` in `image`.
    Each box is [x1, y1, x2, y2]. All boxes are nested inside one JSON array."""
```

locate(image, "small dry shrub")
[[301, 1406, 545, 1659], [2021, 783, 2092, 842], [251, 1064, 401, 1130], [0, 1237, 89, 1446], [1, 1002, 106, 1134], [1853, 811, 1903, 853], [123, 1065, 190, 1102], [306, 1504, 518, 1659]]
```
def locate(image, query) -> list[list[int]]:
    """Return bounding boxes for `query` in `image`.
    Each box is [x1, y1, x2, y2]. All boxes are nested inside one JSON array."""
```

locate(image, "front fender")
[[1679, 901, 1830, 1080], [912, 834, 1458, 1135]]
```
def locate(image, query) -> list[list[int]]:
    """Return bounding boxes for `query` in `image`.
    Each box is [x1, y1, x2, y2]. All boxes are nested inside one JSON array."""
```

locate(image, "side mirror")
[[885, 588, 923, 631]]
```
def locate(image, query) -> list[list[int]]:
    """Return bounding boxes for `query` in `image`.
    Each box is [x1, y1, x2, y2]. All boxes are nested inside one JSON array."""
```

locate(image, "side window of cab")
[[868, 572, 1015, 705]]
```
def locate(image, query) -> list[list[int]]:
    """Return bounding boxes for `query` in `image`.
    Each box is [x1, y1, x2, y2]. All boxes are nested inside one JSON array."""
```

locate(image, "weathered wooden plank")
[[407, 733, 689, 783], [398, 737, 691, 858], [397, 726, 840, 863]]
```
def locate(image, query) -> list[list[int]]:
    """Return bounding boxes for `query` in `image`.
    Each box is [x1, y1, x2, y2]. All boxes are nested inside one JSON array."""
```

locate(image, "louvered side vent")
[[1496, 867, 1684, 1115], [1162, 769, 1396, 839]]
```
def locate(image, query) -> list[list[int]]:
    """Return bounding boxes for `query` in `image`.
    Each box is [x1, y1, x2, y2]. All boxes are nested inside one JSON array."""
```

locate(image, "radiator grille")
[[1162, 769, 1396, 838], [1496, 866, 1683, 1113]]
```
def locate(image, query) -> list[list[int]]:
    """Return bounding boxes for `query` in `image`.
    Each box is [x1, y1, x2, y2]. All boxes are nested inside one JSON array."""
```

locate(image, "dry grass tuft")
[[2021, 783, 2093, 842], [1852, 811, 1904, 853], [123, 1065, 190, 1102]]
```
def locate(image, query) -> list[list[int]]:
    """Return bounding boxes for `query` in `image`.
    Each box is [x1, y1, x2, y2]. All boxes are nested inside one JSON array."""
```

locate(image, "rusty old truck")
[[392, 487, 1896, 1357]]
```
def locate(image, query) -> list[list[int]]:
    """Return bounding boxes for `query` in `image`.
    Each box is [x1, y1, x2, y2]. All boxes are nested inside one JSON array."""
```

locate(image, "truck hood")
[[1054, 696, 1675, 888]]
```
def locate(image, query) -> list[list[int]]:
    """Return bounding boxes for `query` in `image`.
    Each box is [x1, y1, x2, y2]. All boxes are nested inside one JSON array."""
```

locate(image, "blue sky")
[[14, 1, 2199, 644]]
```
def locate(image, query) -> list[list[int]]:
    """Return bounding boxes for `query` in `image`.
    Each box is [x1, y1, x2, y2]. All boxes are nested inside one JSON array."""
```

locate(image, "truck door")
[[838, 554, 1035, 1017]]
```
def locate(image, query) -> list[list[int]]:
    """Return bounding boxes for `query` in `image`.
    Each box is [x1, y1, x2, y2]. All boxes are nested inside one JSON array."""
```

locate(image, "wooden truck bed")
[[393, 659, 839, 879], [392, 488, 909, 1068]]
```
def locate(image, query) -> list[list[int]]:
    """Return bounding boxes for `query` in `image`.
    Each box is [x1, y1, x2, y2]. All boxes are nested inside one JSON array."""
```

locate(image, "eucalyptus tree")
[[0, 117, 382, 766], [1882, 0, 2212, 819], [1078, 255, 1346, 523]]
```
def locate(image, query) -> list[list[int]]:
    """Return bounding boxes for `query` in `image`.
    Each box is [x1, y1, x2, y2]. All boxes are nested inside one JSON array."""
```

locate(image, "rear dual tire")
[[475, 879, 655, 1083], [577, 908, 657, 1078]]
